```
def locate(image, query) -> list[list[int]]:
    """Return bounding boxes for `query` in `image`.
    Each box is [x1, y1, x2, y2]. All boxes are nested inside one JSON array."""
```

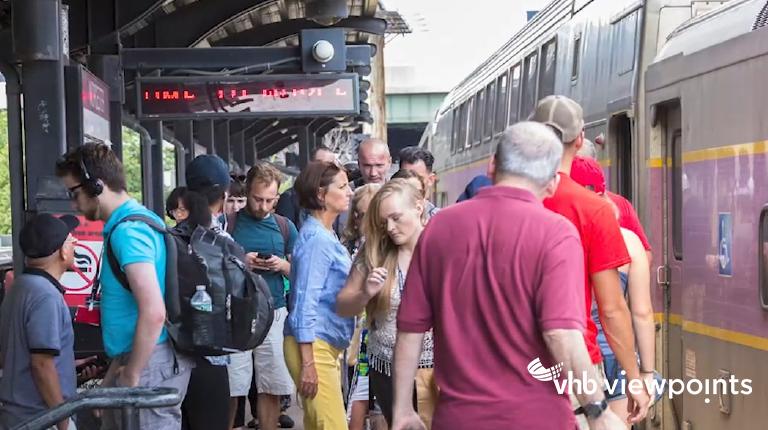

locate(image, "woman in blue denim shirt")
[[284, 161, 355, 430]]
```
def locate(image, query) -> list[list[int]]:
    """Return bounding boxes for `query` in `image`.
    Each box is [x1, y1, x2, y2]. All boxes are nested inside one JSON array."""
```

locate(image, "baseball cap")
[[19, 214, 80, 259], [570, 156, 606, 194], [186, 155, 232, 192], [528, 95, 585, 143]]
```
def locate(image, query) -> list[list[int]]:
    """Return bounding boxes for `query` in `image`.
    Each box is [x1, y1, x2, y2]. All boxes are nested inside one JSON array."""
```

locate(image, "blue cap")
[[186, 155, 232, 192]]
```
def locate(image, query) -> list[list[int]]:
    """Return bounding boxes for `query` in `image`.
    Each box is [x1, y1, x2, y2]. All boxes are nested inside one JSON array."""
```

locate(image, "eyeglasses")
[[67, 184, 84, 200]]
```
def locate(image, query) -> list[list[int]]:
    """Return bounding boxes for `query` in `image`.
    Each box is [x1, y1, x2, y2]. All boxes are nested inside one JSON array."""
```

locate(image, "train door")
[[659, 101, 684, 429], [611, 113, 634, 202]]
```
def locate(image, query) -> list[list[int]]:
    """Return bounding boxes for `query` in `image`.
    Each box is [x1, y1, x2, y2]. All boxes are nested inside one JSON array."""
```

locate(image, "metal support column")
[[173, 121, 193, 186], [297, 127, 311, 171], [215, 122, 231, 165], [245, 138, 256, 168], [143, 121, 165, 216], [232, 132, 245, 172], [13, 0, 66, 209], [196, 121, 215, 155]]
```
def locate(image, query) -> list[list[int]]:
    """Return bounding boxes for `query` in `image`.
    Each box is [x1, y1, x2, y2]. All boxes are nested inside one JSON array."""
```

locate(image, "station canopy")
[[0, 0, 411, 160]]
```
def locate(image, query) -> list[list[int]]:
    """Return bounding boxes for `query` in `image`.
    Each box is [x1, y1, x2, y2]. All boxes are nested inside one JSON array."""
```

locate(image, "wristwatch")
[[576, 399, 608, 419]]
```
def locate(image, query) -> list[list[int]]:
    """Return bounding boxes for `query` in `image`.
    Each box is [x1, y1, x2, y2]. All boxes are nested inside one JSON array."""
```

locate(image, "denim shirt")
[[285, 216, 355, 351]]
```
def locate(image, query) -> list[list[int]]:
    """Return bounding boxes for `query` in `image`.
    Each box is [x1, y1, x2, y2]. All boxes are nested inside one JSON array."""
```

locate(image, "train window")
[[539, 38, 557, 98], [508, 64, 521, 124], [465, 97, 475, 149], [458, 103, 468, 152], [484, 82, 495, 140], [760, 207, 768, 309], [613, 10, 638, 76], [521, 52, 538, 119], [572, 34, 582, 83], [671, 130, 683, 260], [474, 90, 484, 145], [451, 109, 459, 153], [494, 73, 508, 133]]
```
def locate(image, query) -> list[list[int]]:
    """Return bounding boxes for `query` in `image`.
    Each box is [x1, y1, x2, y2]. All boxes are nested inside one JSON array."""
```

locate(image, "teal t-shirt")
[[101, 199, 168, 357], [232, 212, 297, 309]]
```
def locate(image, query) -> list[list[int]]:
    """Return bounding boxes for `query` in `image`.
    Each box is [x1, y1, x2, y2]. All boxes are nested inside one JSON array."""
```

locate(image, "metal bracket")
[[718, 369, 732, 414], [656, 265, 669, 288]]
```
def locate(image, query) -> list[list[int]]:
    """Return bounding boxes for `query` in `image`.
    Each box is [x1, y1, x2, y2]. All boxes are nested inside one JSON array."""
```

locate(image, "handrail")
[[11, 388, 182, 430]]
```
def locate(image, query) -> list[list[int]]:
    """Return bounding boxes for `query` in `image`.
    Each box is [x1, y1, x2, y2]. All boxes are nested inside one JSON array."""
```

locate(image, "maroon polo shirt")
[[397, 186, 587, 430]]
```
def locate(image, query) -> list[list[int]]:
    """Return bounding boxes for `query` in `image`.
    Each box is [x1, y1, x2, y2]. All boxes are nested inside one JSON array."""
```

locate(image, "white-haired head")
[[488, 122, 563, 197], [577, 138, 597, 159]]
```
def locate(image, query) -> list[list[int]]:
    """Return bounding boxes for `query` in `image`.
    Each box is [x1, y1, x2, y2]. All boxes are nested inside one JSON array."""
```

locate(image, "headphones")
[[76, 145, 104, 197]]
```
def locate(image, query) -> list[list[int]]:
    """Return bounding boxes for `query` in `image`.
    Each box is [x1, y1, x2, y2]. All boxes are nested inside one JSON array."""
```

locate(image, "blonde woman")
[[336, 178, 438, 429], [342, 183, 381, 430]]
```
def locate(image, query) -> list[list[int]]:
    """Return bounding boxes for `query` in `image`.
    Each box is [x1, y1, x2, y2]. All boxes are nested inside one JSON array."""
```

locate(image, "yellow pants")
[[284, 336, 347, 430]]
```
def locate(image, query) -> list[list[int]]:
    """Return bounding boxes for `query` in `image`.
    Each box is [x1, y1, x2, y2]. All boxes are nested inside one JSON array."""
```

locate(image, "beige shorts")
[[253, 307, 294, 396], [570, 362, 606, 430], [227, 350, 254, 397]]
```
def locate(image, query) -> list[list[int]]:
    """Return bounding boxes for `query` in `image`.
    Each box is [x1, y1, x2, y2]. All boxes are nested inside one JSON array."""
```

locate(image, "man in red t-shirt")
[[392, 122, 627, 430], [530, 95, 650, 428], [578, 138, 652, 263]]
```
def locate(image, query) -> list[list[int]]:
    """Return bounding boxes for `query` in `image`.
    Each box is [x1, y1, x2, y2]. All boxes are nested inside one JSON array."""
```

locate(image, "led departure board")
[[136, 74, 359, 120]]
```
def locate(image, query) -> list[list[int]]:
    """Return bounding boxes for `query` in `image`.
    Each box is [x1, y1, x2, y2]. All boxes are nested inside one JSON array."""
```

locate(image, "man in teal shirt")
[[231, 163, 297, 430], [55, 143, 193, 430]]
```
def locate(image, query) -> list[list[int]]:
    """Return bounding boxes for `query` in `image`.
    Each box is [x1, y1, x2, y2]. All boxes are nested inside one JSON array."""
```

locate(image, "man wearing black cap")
[[0, 214, 81, 429], [55, 143, 193, 430]]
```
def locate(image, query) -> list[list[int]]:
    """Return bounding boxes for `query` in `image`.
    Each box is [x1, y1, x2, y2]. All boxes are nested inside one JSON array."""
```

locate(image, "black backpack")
[[104, 215, 275, 357]]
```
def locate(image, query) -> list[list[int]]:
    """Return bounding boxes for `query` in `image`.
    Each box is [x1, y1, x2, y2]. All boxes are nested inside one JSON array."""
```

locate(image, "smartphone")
[[257, 253, 273, 260]]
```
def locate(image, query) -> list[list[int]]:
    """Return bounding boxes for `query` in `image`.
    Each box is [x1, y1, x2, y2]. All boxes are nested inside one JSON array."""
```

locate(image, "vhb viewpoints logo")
[[527, 358, 564, 382]]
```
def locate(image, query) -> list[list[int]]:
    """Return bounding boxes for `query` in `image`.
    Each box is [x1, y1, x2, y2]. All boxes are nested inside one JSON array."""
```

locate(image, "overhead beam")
[[211, 17, 387, 47], [121, 45, 374, 70], [136, 0, 273, 48]]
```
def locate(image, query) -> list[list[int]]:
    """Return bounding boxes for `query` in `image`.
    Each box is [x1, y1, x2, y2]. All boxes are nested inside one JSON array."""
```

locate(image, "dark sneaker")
[[247, 419, 259, 429], [278, 414, 295, 428]]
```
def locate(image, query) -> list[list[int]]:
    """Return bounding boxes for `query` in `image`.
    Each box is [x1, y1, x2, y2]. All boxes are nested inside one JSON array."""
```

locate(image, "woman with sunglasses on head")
[[336, 178, 438, 429], [283, 161, 356, 430]]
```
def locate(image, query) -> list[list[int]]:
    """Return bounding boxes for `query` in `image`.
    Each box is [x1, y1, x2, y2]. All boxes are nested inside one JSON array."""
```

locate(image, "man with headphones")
[[55, 143, 194, 430]]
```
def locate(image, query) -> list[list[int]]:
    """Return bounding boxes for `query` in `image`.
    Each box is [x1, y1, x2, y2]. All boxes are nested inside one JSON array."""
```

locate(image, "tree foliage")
[[0, 118, 177, 235], [0, 110, 10, 235]]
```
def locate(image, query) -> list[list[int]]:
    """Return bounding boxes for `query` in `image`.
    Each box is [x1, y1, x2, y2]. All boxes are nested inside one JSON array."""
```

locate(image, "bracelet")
[[640, 369, 654, 374], [302, 360, 314, 368]]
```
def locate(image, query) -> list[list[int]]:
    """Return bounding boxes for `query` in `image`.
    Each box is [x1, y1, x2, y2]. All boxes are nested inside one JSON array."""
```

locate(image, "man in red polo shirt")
[[391, 122, 627, 430], [530, 96, 650, 429], [578, 138, 652, 263]]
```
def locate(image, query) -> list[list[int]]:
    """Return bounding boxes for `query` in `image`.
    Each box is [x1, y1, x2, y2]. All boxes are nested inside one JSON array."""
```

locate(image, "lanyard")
[[397, 265, 404, 295]]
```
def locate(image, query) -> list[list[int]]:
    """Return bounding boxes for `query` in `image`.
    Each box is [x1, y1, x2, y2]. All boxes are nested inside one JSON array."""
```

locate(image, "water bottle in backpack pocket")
[[105, 215, 275, 358]]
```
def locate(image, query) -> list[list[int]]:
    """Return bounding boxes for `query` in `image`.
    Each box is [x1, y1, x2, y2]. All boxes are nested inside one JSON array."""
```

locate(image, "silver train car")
[[423, 0, 768, 429]]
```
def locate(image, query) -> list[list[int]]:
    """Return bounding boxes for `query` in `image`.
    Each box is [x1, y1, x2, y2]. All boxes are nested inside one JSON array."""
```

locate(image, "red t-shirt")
[[607, 191, 651, 251], [397, 186, 586, 429], [543, 173, 632, 364]]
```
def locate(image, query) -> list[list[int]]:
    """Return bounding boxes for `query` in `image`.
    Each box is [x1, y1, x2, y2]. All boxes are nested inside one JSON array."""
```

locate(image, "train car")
[[425, 0, 768, 429], [645, 1, 768, 428]]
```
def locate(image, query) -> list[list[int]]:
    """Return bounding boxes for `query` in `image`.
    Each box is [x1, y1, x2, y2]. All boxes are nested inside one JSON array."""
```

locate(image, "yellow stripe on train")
[[654, 313, 768, 352]]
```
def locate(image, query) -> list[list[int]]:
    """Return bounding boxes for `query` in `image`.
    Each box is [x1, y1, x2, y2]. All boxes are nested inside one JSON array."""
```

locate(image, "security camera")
[[312, 40, 334, 63]]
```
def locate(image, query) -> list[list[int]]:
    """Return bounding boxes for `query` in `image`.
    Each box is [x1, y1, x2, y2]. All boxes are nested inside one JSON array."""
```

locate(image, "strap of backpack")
[[226, 212, 238, 235], [273, 214, 290, 256], [105, 214, 169, 292]]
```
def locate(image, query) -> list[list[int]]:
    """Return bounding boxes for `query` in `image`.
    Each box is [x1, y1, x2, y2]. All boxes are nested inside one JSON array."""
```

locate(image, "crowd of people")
[[0, 94, 658, 430]]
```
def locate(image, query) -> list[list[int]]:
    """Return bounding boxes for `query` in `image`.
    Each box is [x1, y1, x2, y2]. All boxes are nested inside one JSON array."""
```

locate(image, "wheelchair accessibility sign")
[[718, 213, 731, 277]]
